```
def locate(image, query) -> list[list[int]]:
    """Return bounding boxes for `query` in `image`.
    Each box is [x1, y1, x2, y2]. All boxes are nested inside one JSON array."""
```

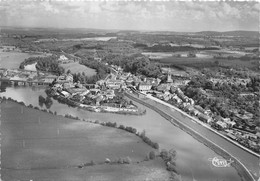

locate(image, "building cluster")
[[49, 70, 138, 111], [0, 68, 56, 85], [151, 85, 259, 152], [1, 45, 17, 52], [57, 55, 75, 64], [130, 67, 259, 152]]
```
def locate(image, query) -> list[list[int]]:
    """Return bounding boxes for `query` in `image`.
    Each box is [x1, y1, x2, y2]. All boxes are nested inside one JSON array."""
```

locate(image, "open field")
[[152, 56, 257, 70], [60, 62, 96, 76], [5, 159, 168, 181], [1, 101, 168, 181]]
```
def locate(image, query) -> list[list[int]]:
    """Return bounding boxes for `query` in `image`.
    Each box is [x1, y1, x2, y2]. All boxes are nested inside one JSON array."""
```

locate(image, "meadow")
[[60, 62, 96, 76], [1, 101, 169, 181], [152, 56, 257, 70]]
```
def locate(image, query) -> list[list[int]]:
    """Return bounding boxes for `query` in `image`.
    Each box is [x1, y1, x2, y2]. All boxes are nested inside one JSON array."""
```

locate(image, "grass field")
[[152, 56, 257, 70], [60, 62, 96, 76], [1, 101, 169, 181]]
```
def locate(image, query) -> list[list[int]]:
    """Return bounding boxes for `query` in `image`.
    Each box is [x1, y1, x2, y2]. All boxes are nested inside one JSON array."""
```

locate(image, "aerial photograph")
[[0, 1, 259, 181]]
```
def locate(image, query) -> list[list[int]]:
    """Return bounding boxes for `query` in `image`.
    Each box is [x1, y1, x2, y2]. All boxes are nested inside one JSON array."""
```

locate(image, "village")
[[0, 51, 259, 153], [44, 58, 259, 153]]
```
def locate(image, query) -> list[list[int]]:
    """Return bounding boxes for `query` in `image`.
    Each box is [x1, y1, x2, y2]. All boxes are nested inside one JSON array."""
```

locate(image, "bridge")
[[0, 78, 51, 86]]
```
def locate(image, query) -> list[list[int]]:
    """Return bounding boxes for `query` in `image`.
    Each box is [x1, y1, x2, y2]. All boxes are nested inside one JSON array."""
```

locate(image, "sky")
[[0, 1, 259, 32]]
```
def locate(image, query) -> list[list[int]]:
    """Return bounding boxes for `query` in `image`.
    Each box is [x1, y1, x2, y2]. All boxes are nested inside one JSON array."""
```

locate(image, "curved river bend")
[[1, 85, 251, 181]]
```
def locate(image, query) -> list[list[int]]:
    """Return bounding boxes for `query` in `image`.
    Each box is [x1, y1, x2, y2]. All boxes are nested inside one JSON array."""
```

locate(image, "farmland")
[[1, 101, 169, 181], [60, 62, 96, 76], [150, 55, 257, 70]]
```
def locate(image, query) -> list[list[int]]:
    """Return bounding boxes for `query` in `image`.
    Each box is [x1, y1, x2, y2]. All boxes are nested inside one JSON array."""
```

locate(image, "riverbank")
[[1, 99, 171, 181], [125, 92, 257, 181]]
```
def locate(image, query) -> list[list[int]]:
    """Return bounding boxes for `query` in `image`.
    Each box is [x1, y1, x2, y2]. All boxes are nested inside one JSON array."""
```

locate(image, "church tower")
[[166, 69, 173, 83]]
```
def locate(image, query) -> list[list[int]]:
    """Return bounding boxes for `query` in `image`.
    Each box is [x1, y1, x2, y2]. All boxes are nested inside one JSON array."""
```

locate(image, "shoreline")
[[125, 92, 257, 181]]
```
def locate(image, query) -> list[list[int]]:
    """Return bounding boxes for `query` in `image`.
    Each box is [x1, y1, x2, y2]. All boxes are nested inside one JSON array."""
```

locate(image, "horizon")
[[0, 1, 259, 32], [1, 25, 259, 33]]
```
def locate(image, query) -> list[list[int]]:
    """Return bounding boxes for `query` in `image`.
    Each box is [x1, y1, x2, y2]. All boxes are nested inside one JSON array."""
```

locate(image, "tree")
[[140, 130, 146, 139], [45, 96, 53, 109], [160, 149, 169, 161], [149, 151, 156, 160], [168, 149, 177, 162], [38, 95, 45, 107], [123, 157, 131, 164]]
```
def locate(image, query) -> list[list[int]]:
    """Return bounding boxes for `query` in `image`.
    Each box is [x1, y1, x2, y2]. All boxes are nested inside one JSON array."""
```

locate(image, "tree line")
[[102, 53, 162, 78], [20, 55, 65, 75]]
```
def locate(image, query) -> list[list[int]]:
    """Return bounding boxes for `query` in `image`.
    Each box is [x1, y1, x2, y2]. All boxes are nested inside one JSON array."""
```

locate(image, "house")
[[66, 88, 88, 96], [63, 82, 74, 89], [198, 113, 213, 123], [101, 89, 115, 99], [145, 77, 161, 86], [119, 72, 130, 80], [215, 121, 228, 129], [90, 88, 101, 95], [60, 91, 70, 98], [43, 76, 57, 84], [96, 80, 105, 86], [53, 83, 63, 89], [185, 105, 194, 112], [162, 93, 172, 101], [172, 95, 182, 104], [95, 95, 104, 106], [138, 83, 152, 92], [226, 133, 237, 140], [106, 79, 124, 89], [188, 98, 195, 105], [56, 74, 73, 84], [2, 45, 16, 51], [243, 133, 258, 140], [256, 132, 260, 139], [157, 83, 171, 92], [222, 118, 236, 128], [194, 105, 206, 114], [59, 55, 68, 61], [125, 77, 134, 86], [57, 55, 72, 64], [66, 74, 73, 82]]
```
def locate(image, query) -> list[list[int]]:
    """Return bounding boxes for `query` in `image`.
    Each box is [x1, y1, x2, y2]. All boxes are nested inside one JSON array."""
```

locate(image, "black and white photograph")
[[0, 0, 259, 181]]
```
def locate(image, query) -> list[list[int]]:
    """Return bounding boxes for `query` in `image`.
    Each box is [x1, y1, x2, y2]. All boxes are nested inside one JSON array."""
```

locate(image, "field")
[[1, 101, 169, 181], [60, 62, 96, 76], [151, 56, 257, 70]]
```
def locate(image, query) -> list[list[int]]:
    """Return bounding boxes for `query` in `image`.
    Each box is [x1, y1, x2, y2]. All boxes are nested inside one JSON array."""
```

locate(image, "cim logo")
[[208, 157, 234, 168]]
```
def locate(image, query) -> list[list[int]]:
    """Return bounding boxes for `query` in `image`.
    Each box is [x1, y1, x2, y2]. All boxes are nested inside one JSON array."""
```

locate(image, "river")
[[0, 49, 49, 69], [0, 85, 244, 181]]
